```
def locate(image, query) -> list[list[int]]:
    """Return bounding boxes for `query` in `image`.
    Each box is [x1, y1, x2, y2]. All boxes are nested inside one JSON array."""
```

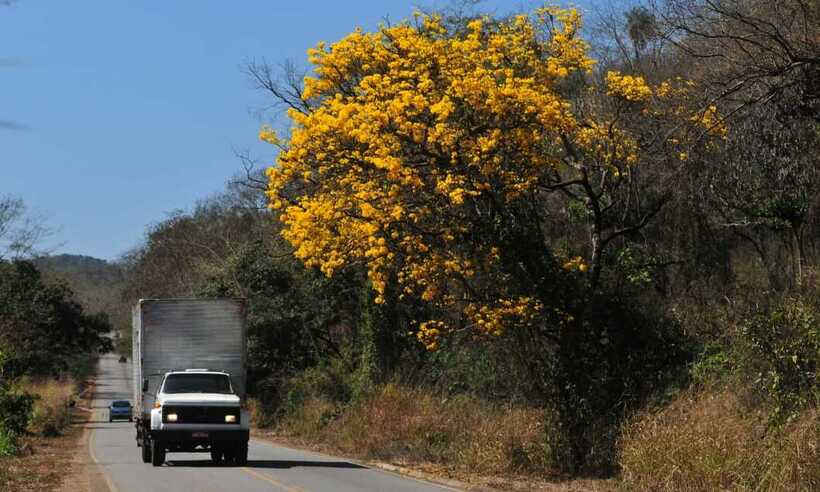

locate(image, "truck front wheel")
[[210, 450, 223, 464], [151, 440, 165, 467], [234, 441, 248, 466]]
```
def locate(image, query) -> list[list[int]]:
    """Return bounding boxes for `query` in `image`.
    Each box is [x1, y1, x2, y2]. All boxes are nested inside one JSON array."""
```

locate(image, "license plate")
[[192, 432, 208, 438]]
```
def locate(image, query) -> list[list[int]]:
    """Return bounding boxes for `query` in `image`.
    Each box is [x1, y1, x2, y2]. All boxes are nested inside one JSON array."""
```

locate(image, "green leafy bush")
[[740, 297, 819, 424], [0, 382, 35, 456], [0, 428, 17, 457], [690, 341, 733, 384], [280, 364, 352, 418]]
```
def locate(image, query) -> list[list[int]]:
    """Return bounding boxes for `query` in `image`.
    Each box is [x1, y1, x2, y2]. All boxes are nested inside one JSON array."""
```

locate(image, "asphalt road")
[[88, 354, 459, 492]]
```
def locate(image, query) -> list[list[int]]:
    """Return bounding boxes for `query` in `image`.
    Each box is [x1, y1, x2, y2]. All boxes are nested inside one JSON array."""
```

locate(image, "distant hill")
[[35, 254, 124, 287], [33, 254, 129, 332]]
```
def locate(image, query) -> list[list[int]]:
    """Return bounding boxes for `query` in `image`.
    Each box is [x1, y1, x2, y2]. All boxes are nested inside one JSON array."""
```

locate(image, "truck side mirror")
[[142, 379, 149, 392]]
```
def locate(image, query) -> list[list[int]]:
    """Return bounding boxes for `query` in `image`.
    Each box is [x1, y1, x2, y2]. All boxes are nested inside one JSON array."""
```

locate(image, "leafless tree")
[[703, 102, 819, 288], [244, 58, 311, 118], [0, 195, 52, 259], [656, 0, 820, 119], [589, 1, 671, 75]]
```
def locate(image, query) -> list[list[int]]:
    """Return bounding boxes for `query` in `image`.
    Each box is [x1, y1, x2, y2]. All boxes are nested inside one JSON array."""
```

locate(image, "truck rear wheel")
[[151, 440, 165, 467], [141, 439, 151, 463]]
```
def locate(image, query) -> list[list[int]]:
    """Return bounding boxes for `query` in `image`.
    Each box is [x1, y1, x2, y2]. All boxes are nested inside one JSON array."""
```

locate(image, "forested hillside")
[[34, 254, 130, 353], [113, 1, 819, 488], [34, 254, 126, 312]]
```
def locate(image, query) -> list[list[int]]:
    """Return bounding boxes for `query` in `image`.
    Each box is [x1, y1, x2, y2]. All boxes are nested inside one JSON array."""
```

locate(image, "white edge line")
[[87, 411, 120, 492], [250, 438, 462, 491]]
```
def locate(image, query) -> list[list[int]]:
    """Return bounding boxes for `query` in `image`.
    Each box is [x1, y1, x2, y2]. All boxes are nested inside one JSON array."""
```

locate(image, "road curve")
[[88, 353, 459, 492]]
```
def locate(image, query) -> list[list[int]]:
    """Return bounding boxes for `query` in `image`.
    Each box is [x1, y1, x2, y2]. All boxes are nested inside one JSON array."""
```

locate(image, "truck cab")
[[140, 369, 250, 466]]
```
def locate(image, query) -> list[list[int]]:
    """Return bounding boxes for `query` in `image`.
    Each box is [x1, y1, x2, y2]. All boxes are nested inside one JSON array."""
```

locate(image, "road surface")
[[87, 354, 459, 492]]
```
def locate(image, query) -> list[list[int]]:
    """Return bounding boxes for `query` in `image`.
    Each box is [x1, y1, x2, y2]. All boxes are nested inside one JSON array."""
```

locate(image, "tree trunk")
[[792, 225, 804, 287]]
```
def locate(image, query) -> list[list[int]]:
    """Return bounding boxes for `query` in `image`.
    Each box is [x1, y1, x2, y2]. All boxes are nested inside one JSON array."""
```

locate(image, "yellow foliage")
[[693, 105, 728, 139], [262, 5, 721, 349], [563, 256, 589, 273], [258, 125, 281, 145], [605, 71, 652, 102]]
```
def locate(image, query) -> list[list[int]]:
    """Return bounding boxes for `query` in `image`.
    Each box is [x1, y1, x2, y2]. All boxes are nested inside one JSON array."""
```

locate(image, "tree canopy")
[[262, 7, 723, 350], [0, 260, 112, 378]]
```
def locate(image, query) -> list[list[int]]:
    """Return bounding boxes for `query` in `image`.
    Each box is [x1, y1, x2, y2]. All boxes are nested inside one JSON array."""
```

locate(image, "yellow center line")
[[241, 466, 308, 492]]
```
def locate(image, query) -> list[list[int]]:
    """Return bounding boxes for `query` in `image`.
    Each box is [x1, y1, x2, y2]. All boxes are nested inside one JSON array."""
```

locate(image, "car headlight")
[[225, 414, 236, 423], [166, 413, 178, 422]]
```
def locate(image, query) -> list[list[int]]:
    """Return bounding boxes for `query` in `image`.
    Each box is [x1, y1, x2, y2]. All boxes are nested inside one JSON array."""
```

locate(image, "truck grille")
[[162, 406, 240, 424]]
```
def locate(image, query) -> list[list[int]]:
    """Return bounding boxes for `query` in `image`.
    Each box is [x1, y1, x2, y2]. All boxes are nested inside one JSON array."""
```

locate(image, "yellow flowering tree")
[[261, 6, 717, 352], [257, 5, 726, 470]]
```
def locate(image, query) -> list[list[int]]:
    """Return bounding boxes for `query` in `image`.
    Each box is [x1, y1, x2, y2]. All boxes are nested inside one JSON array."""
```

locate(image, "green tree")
[[0, 260, 112, 378]]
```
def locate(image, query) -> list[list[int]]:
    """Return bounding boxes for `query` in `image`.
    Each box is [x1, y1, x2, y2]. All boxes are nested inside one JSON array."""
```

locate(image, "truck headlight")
[[166, 413, 178, 422], [225, 414, 236, 423]]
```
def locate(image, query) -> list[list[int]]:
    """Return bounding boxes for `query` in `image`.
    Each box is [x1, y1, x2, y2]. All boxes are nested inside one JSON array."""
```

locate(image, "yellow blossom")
[[606, 71, 652, 102], [262, 5, 725, 351]]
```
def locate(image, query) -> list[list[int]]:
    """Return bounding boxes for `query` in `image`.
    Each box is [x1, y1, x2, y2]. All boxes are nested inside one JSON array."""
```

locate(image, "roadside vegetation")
[[264, 384, 556, 481], [0, 212, 112, 489], [111, 1, 819, 489], [0, 376, 94, 492]]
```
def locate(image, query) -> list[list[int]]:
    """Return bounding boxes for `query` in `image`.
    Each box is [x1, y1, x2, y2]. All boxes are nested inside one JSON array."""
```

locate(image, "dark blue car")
[[109, 400, 133, 422]]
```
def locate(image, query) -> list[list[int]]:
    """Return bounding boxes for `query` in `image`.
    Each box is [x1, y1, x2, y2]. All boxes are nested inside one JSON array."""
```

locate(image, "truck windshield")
[[162, 374, 233, 394]]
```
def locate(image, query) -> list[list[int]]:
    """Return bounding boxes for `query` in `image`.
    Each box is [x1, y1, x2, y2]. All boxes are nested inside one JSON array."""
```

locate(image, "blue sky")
[[1, 0, 590, 261]]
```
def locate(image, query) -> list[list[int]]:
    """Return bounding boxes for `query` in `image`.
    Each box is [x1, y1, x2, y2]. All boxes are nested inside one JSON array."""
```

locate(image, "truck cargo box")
[[132, 299, 247, 417]]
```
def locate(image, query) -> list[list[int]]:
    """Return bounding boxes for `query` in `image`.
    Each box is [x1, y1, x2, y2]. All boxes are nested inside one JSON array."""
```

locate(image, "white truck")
[[133, 299, 250, 467]]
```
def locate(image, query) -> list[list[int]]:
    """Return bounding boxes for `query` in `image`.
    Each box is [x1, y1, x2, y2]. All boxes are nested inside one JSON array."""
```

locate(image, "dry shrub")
[[246, 398, 273, 428], [330, 385, 476, 462], [619, 388, 819, 491], [279, 396, 339, 439], [26, 378, 76, 437], [620, 389, 763, 490], [459, 404, 551, 475], [278, 383, 553, 477], [758, 409, 820, 491]]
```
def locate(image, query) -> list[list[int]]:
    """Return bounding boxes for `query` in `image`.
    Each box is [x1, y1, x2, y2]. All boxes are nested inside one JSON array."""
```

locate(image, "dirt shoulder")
[[57, 379, 97, 492], [0, 378, 96, 492], [0, 426, 87, 492]]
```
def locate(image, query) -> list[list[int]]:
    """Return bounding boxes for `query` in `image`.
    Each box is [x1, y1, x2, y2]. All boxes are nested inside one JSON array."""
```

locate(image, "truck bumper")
[[150, 429, 249, 442]]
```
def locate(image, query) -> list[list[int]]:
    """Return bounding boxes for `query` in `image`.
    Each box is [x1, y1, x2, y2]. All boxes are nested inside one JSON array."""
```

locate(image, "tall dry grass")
[[619, 388, 819, 491], [276, 383, 554, 477], [269, 381, 818, 489], [757, 409, 820, 491], [25, 378, 76, 437]]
